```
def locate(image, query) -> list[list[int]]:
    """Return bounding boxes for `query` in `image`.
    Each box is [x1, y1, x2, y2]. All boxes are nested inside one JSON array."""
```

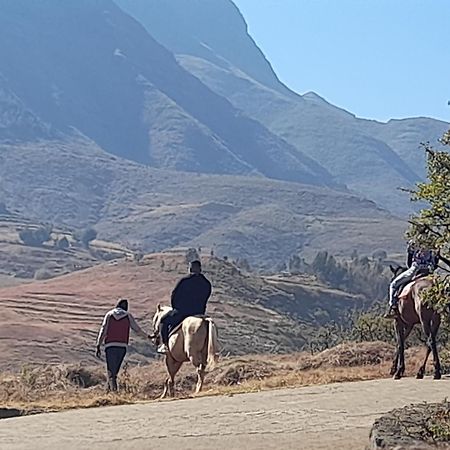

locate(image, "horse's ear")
[[389, 264, 396, 274], [157, 303, 161, 312]]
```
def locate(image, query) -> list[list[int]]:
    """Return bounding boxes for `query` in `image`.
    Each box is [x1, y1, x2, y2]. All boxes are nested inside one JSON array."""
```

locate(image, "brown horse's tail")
[[205, 318, 219, 369]]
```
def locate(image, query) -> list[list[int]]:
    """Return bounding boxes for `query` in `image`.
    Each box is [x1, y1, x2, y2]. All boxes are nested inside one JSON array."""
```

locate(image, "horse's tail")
[[205, 318, 219, 369]]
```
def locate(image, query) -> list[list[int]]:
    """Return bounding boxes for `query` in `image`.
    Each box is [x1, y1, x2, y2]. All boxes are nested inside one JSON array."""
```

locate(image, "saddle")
[[168, 314, 208, 338], [398, 273, 430, 299]]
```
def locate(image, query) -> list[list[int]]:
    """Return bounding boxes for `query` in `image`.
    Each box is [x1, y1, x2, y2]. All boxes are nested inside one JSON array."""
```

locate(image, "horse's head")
[[152, 304, 172, 336], [389, 264, 407, 280]]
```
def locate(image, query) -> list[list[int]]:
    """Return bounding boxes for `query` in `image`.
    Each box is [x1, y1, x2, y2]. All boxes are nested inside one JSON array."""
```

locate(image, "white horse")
[[152, 305, 219, 398]]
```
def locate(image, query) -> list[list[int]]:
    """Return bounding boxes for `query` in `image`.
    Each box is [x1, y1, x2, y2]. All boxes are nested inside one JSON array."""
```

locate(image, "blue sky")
[[233, 0, 450, 122]]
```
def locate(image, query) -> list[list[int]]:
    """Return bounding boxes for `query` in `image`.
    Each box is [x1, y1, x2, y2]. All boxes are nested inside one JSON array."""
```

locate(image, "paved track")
[[1, 378, 448, 450]]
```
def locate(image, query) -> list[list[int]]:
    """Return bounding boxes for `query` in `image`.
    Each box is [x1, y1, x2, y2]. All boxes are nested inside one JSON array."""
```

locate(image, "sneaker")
[[157, 344, 167, 354]]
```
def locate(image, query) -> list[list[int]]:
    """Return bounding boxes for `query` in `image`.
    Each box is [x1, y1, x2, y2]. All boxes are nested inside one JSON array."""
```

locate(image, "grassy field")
[[0, 342, 431, 417]]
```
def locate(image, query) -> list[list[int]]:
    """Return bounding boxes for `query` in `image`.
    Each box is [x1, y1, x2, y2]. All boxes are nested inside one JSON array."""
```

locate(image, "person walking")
[[96, 298, 150, 391]]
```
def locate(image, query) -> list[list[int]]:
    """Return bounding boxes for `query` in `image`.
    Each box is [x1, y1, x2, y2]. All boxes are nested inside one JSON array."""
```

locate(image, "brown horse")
[[389, 266, 442, 380], [152, 305, 219, 398]]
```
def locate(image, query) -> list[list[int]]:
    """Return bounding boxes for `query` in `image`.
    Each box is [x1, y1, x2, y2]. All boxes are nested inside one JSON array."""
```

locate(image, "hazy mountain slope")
[[0, 0, 334, 185], [119, 0, 449, 213], [174, 55, 421, 213], [115, 0, 291, 96], [0, 73, 51, 141], [0, 140, 405, 268], [358, 117, 449, 178]]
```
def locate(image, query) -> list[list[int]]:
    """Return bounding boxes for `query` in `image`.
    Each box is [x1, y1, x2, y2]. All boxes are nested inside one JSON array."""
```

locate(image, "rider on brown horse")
[[385, 240, 447, 318]]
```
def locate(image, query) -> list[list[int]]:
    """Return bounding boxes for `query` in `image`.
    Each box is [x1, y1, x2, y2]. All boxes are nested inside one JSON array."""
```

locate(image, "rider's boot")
[[157, 343, 168, 354], [383, 303, 399, 319]]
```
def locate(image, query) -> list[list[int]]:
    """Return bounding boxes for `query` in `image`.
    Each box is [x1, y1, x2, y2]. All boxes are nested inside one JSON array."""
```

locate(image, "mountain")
[[0, 0, 418, 269], [0, 140, 405, 268], [117, 0, 449, 213], [0, 0, 335, 186]]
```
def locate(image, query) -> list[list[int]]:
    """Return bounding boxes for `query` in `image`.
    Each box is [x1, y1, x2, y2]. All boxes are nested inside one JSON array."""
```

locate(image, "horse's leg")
[[398, 324, 413, 377], [430, 316, 442, 380], [195, 363, 206, 394], [161, 355, 182, 399], [390, 323, 412, 376], [394, 320, 406, 380], [390, 343, 399, 376], [417, 320, 432, 379]]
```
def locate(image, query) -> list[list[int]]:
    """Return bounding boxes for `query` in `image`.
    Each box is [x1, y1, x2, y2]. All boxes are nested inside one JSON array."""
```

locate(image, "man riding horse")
[[157, 260, 212, 354], [385, 239, 450, 318]]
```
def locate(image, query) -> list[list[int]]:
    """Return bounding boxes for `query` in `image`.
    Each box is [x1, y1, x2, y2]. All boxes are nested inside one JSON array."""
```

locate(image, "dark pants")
[[160, 310, 188, 345], [105, 346, 126, 391]]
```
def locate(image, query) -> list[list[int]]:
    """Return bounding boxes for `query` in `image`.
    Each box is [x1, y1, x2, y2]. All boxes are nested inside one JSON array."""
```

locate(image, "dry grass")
[[0, 341, 431, 417]]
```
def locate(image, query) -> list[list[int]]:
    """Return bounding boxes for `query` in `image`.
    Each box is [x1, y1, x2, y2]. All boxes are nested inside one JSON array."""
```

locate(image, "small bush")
[[65, 365, 104, 388], [56, 236, 70, 250], [19, 226, 52, 247], [0, 202, 10, 215], [34, 268, 53, 281], [75, 228, 97, 248], [185, 247, 200, 264]]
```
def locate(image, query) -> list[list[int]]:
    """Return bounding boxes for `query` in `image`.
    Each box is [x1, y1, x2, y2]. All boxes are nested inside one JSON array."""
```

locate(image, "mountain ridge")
[[116, 0, 448, 213], [0, 0, 335, 186]]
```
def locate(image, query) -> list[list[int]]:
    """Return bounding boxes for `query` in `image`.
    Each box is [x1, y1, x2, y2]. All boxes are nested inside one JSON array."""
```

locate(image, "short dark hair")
[[117, 298, 129, 311]]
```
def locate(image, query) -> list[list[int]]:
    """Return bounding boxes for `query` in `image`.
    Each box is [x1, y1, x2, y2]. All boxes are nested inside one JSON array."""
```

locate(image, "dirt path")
[[1, 378, 449, 450]]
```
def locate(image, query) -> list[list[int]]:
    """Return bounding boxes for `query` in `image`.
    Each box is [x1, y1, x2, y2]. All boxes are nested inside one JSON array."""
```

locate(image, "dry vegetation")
[[0, 342, 432, 417]]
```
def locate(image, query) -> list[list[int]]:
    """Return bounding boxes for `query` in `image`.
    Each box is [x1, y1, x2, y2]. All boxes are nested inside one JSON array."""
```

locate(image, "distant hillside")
[[0, 0, 334, 186], [0, 253, 365, 370], [0, 141, 405, 268], [0, 212, 130, 286], [119, 0, 449, 213]]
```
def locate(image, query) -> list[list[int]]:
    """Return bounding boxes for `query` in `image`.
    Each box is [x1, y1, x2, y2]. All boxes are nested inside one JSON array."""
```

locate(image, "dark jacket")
[[171, 273, 212, 316], [407, 244, 439, 271]]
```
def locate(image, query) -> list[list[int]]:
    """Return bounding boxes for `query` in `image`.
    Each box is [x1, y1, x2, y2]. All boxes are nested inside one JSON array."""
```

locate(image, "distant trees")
[[372, 249, 388, 261], [56, 236, 70, 250], [406, 128, 450, 312], [133, 251, 144, 265], [185, 247, 200, 264], [308, 250, 388, 300], [75, 228, 97, 248], [19, 225, 52, 247], [0, 202, 9, 215], [288, 254, 308, 274], [285, 250, 389, 301], [234, 257, 251, 272]]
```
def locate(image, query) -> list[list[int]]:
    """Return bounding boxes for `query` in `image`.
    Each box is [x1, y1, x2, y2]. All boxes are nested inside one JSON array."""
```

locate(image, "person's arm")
[[129, 313, 149, 339], [206, 279, 212, 301], [171, 279, 185, 310], [406, 244, 414, 268], [95, 312, 110, 357]]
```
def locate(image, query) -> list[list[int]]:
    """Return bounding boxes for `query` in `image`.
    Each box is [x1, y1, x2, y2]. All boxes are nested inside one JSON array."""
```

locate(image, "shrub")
[[185, 247, 200, 264], [56, 236, 70, 250], [19, 226, 52, 247], [0, 202, 10, 215], [76, 228, 97, 248], [34, 268, 53, 281], [133, 251, 144, 264]]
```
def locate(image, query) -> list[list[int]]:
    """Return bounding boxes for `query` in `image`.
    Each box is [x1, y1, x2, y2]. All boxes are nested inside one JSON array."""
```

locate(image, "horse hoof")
[[434, 373, 442, 380], [393, 374, 402, 380], [416, 373, 424, 379]]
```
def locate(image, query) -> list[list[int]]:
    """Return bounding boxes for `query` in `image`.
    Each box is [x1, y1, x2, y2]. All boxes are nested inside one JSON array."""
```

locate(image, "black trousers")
[[160, 310, 187, 345], [105, 346, 126, 391]]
